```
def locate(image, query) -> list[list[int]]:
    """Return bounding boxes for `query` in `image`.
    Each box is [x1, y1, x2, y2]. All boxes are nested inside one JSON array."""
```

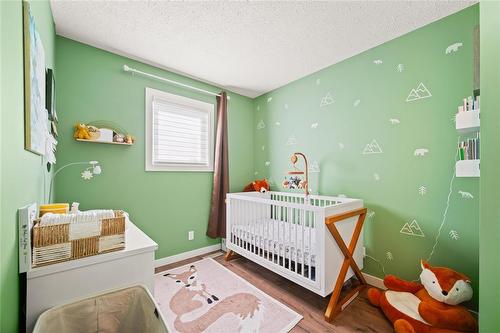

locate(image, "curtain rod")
[[123, 65, 229, 99]]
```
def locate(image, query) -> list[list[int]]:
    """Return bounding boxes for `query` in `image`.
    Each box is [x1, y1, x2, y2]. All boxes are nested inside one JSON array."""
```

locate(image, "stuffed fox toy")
[[243, 179, 269, 193], [368, 260, 477, 333]]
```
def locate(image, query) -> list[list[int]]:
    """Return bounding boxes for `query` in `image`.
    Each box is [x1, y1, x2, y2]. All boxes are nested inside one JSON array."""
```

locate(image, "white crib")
[[225, 191, 367, 320]]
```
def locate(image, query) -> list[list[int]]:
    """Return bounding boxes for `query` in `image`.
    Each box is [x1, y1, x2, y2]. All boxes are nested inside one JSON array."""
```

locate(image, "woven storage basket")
[[32, 211, 126, 267]]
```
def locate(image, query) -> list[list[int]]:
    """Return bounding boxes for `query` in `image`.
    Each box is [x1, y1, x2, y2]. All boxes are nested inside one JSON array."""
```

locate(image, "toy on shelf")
[[243, 179, 269, 193], [73, 123, 91, 140], [113, 133, 125, 143], [367, 260, 477, 333], [283, 152, 309, 197]]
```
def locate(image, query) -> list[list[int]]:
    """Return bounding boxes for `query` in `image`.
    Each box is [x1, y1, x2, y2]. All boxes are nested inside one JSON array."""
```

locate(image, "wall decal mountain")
[[320, 92, 334, 107], [400, 220, 425, 237], [406, 83, 432, 102], [362, 139, 383, 154]]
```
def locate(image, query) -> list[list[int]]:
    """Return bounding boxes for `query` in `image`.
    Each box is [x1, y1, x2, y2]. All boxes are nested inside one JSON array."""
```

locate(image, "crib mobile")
[[282, 152, 309, 197]]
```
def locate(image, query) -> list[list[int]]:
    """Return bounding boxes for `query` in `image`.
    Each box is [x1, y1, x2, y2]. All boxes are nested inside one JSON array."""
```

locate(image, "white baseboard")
[[363, 272, 386, 290], [155, 244, 222, 268]]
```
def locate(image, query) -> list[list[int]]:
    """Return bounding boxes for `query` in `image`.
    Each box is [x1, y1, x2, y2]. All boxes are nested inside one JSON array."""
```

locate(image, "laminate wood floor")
[[156, 251, 393, 333]]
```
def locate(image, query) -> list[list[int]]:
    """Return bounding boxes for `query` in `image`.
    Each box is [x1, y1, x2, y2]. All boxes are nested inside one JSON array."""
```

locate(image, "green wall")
[[54, 37, 255, 260], [479, 1, 500, 330], [0, 1, 55, 332], [253, 6, 480, 307]]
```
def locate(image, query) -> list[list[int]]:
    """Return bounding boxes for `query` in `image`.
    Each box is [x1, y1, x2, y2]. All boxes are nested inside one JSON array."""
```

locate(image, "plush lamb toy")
[[367, 260, 477, 333]]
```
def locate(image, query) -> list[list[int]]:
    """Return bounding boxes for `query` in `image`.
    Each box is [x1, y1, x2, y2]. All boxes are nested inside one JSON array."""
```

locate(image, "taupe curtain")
[[207, 92, 229, 238]]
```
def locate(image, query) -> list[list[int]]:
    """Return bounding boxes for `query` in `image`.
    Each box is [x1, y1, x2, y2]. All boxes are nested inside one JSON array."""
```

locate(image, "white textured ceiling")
[[50, 1, 476, 98]]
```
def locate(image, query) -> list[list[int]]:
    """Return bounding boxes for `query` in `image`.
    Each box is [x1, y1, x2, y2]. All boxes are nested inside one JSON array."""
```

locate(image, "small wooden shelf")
[[455, 110, 480, 134], [76, 139, 133, 146], [456, 159, 480, 177]]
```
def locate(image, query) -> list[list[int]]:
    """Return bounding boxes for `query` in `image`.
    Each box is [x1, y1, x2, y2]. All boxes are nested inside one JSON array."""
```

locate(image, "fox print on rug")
[[164, 265, 263, 333]]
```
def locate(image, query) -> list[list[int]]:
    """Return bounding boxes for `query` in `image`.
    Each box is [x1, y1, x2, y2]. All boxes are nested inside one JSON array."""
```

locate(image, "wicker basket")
[[32, 211, 126, 267]]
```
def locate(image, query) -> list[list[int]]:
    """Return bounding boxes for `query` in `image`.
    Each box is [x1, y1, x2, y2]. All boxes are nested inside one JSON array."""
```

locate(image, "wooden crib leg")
[[324, 208, 368, 322], [224, 250, 239, 261]]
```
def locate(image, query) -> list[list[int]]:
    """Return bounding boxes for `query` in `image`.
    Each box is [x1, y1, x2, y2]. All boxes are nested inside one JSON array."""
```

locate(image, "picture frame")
[[23, 1, 48, 155]]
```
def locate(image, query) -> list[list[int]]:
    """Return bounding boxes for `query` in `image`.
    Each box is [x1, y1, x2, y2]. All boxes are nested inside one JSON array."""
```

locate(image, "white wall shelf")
[[76, 138, 133, 146], [456, 159, 480, 177], [456, 110, 480, 134]]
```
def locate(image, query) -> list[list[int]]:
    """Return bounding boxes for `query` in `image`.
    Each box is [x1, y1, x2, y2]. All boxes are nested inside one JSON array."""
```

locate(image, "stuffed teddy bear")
[[73, 123, 91, 140], [367, 260, 477, 333], [243, 179, 269, 193]]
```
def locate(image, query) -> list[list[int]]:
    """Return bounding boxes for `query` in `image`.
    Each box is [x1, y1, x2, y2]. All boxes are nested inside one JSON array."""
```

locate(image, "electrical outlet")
[[188, 231, 194, 241], [362, 246, 366, 257]]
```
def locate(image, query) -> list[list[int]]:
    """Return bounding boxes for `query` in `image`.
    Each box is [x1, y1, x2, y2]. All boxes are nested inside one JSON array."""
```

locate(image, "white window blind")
[[146, 88, 214, 172]]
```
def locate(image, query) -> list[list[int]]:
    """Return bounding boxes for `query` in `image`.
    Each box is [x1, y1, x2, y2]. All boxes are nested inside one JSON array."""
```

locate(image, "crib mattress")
[[231, 219, 317, 266]]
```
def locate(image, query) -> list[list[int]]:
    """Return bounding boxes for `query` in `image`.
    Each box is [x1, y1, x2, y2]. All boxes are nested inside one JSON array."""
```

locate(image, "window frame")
[[145, 87, 215, 172]]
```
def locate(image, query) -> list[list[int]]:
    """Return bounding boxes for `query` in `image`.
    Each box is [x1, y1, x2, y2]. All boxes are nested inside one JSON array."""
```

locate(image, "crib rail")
[[226, 192, 324, 288], [270, 192, 341, 208]]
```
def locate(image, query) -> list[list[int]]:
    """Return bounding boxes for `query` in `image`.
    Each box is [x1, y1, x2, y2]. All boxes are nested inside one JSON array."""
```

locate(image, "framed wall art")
[[23, 1, 48, 155]]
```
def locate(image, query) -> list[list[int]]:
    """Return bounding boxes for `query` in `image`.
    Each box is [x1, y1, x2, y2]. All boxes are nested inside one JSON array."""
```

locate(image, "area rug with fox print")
[[155, 258, 302, 333]]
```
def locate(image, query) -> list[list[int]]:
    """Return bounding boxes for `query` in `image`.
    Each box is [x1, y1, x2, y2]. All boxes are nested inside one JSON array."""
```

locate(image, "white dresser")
[[25, 220, 158, 332]]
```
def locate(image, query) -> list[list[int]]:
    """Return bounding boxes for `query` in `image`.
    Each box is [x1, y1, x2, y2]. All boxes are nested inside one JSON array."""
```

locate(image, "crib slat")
[[289, 207, 292, 270], [259, 202, 262, 256], [267, 213, 270, 262], [301, 209, 305, 278], [248, 200, 251, 252], [273, 205, 276, 263], [241, 200, 244, 249], [280, 201, 283, 265], [255, 201, 258, 255], [258, 202, 261, 257], [245, 200, 248, 251], [293, 206, 300, 273], [255, 201, 259, 255], [240, 200, 244, 249], [263, 202, 266, 257], [270, 205, 273, 263], [238, 200, 242, 249], [276, 203, 280, 264], [307, 212, 312, 280], [251, 201, 254, 253], [235, 200, 239, 248], [284, 206, 288, 269], [232, 201, 235, 246]]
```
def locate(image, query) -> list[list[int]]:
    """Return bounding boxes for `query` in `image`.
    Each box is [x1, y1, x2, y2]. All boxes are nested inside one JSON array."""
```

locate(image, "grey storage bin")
[[33, 285, 168, 333]]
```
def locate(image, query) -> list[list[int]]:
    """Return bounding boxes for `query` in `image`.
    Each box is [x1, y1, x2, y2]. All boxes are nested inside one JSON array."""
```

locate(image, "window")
[[145, 88, 215, 172]]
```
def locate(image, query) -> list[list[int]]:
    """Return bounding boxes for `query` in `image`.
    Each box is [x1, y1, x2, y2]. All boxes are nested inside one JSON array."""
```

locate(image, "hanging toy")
[[283, 152, 310, 197], [289, 176, 302, 189]]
